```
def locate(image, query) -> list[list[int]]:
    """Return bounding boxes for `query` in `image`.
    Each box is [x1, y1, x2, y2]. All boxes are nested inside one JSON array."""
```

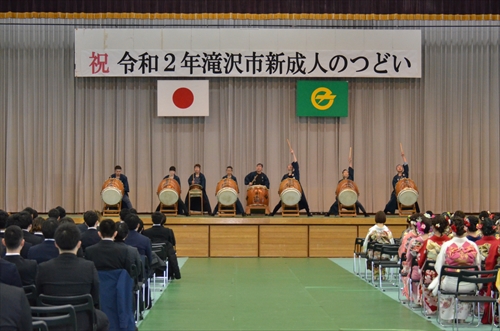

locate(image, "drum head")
[[280, 188, 301, 206], [101, 188, 123, 205], [217, 188, 238, 206], [398, 189, 418, 206], [159, 189, 179, 206], [338, 189, 357, 206]]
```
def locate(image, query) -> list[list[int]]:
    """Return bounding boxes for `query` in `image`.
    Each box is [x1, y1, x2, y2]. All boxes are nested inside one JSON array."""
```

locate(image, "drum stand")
[[398, 202, 416, 216], [188, 189, 203, 216], [338, 203, 357, 217], [281, 203, 299, 217], [102, 202, 122, 216], [160, 203, 178, 216], [218, 203, 236, 217], [245, 205, 270, 215]]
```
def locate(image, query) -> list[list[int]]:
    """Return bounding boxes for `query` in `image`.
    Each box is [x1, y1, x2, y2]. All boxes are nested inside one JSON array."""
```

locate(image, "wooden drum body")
[[246, 185, 269, 207], [396, 178, 419, 206], [101, 178, 125, 205], [157, 178, 181, 206], [215, 178, 239, 206], [278, 178, 302, 206], [335, 179, 359, 206]]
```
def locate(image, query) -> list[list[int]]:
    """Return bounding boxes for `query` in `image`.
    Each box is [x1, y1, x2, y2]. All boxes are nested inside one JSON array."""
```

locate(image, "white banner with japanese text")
[[75, 29, 421, 78]]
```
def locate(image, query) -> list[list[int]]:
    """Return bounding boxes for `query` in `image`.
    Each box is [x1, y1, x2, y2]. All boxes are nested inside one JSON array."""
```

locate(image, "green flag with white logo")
[[296, 81, 348, 117]]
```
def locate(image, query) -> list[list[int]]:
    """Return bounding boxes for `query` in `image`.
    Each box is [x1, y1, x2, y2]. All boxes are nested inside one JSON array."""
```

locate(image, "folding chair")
[[363, 241, 376, 281], [373, 244, 400, 291], [38, 294, 96, 331], [353, 237, 365, 276], [152, 243, 168, 289], [131, 264, 145, 324], [31, 305, 77, 331], [420, 259, 436, 317], [453, 269, 498, 331], [436, 264, 479, 327], [32, 320, 48, 331], [23, 284, 37, 306]]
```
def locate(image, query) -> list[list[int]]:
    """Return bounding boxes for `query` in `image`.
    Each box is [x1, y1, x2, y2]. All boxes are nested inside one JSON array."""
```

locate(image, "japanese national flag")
[[157, 80, 209, 117]]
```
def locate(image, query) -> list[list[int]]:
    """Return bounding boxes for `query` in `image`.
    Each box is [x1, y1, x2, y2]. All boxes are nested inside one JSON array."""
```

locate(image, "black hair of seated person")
[[451, 216, 467, 237], [432, 215, 449, 234], [425, 210, 434, 217], [83, 210, 98, 227], [129, 208, 138, 215], [6, 213, 20, 228], [138, 219, 144, 233], [17, 211, 33, 230], [31, 217, 45, 233], [99, 219, 116, 238], [125, 214, 141, 231], [119, 208, 130, 221], [374, 211, 386, 224], [23, 207, 38, 219], [480, 217, 496, 236], [55, 206, 66, 219], [466, 215, 479, 232], [59, 217, 75, 225], [48, 208, 60, 219], [453, 210, 466, 219], [41, 218, 59, 239], [151, 212, 166, 225], [115, 222, 129, 242], [479, 210, 490, 221], [54, 223, 81, 251], [3, 225, 24, 250], [419, 217, 433, 234], [0, 210, 9, 229]]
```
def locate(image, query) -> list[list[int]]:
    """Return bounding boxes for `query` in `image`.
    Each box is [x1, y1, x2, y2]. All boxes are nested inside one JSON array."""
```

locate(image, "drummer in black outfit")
[[244, 163, 270, 188], [155, 166, 188, 216], [211, 166, 246, 216], [383, 152, 420, 214], [185, 164, 212, 215], [325, 156, 368, 217], [269, 150, 312, 217]]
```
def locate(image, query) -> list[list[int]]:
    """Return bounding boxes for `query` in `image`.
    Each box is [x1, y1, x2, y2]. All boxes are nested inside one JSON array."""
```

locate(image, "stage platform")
[[67, 214, 408, 258]]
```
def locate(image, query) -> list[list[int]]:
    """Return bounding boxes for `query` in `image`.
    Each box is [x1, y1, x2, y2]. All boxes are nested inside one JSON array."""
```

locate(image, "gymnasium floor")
[[140, 257, 473, 331]]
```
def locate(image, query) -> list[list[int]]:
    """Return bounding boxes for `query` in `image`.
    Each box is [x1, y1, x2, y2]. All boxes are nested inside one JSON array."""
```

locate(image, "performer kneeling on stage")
[[269, 150, 312, 217], [211, 166, 246, 216], [325, 156, 368, 217], [383, 152, 420, 214], [155, 166, 189, 216]]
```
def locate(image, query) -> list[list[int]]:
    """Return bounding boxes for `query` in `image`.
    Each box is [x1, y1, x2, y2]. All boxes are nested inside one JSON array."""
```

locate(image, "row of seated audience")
[[0, 206, 181, 331], [363, 209, 500, 324]]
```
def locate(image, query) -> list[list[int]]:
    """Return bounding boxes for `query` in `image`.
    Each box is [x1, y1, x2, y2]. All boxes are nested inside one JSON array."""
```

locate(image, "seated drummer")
[[211, 166, 246, 216], [110, 165, 132, 209], [155, 166, 188, 216], [269, 150, 312, 217], [325, 156, 368, 217], [383, 152, 420, 214], [184, 164, 212, 215], [244, 163, 270, 188]]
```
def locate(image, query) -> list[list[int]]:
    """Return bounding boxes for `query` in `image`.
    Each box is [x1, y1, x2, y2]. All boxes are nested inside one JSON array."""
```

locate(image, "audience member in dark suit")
[[85, 219, 133, 275], [55, 206, 66, 218], [31, 216, 45, 240], [22, 206, 39, 219], [0, 283, 32, 330], [1, 214, 32, 259], [28, 218, 59, 264], [115, 223, 143, 281], [124, 214, 152, 264], [0, 258, 22, 287], [36, 223, 109, 331], [119, 208, 131, 223], [2, 225, 37, 286], [17, 211, 44, 246], [143, 212, 176, 246], [143, 212, 181, 279], [81, 211, 101, 251]]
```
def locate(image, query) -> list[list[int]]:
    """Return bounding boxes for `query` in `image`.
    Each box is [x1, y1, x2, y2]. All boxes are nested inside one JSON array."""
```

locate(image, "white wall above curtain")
[[0, 19, 499, 213]]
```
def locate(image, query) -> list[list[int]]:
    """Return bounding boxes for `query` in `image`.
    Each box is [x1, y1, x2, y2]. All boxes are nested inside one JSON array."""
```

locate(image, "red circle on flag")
[[172, 88, 194, 109]]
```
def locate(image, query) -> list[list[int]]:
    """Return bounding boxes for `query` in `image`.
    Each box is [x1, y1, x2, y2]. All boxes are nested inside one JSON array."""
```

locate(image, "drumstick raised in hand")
[[286, 138, 293, 151]]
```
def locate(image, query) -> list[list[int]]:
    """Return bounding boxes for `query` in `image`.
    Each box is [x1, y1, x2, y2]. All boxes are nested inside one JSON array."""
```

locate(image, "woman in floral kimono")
[[362, 211, 394, 279], [432, 217, 481, 323], [402, 216, 432, 304], [418, 215, 450, 315]]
